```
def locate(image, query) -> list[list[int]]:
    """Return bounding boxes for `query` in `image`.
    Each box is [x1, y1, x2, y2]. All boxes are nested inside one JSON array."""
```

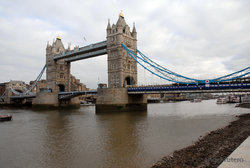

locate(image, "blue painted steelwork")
[[122, 43, 192, 84], [122, 43, 250, 84], [10, 64, 46, 97], [136, 49, 203, 83], [128, 83, 250, 93], [0, 90, 6, 101]]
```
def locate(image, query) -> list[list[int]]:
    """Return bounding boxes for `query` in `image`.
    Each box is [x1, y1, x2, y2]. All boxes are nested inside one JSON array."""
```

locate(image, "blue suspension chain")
[[122, 43, 250, 84]]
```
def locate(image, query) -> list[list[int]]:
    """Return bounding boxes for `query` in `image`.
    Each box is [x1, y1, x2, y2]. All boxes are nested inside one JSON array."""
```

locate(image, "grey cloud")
[[0, 0, 249, 88]]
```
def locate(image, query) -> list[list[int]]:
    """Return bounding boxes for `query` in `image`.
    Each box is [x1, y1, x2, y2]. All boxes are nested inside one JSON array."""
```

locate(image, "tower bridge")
[[30, 12, 142, 109], [2, 12, 250, 110]]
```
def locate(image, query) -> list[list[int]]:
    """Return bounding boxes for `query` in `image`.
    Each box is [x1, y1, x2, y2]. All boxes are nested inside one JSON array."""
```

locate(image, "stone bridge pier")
[[96, 88, 147, 112]]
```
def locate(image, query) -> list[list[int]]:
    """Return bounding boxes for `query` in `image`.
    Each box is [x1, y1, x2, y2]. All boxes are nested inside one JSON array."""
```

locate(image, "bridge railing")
[[128, 83, 250, 93]]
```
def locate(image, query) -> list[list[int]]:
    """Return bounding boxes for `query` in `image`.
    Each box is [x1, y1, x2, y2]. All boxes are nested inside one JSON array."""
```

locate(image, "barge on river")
[[0, 115, 12, 122]]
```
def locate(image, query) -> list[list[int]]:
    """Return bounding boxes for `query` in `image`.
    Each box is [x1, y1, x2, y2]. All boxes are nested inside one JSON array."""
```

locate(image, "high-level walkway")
[[218, 136, 250, 168]]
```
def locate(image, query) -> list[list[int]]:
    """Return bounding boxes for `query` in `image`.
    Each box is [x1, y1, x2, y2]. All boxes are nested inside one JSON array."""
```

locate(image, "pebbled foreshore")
[[151, 113, 250, 168]]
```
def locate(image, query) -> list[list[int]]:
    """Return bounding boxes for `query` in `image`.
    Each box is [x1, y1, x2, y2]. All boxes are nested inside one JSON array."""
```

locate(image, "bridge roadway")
[[9, 90, 97, 100], [128, 83, 250, 94], [9, 83, 250, 100], [10, 94, 36, 99], [58, 90, 97, 100], [53, 41, 107, 62]]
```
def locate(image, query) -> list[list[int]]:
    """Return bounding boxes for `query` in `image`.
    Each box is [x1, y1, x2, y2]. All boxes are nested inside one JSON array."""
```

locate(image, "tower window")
[[60, 73, 64, 79]]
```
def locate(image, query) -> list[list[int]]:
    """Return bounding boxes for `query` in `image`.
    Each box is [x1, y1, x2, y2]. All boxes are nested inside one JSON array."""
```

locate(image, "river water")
[[0, 100, 249, 168]]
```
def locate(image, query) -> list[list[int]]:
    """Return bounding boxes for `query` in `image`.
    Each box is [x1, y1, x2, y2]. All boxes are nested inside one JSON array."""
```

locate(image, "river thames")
[[0, 100, 249, 168]]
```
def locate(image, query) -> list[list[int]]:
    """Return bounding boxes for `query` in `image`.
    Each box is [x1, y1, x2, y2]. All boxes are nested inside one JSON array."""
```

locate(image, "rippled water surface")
[[0, 100, 249, 168]]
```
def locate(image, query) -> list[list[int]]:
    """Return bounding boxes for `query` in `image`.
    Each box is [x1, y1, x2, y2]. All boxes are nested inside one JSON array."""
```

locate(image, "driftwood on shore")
[[151, 113, 250, 168]]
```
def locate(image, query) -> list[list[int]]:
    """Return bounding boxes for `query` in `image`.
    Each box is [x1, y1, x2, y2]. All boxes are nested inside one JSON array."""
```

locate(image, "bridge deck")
[[58, 90, 97, 100], [8, 83, 250, 99], [10, 95, 36, 99], [128, 83, 250, 94], [54, 40, 107, 62], [128, 89, 250, 94], [65, 49, 107, 62]]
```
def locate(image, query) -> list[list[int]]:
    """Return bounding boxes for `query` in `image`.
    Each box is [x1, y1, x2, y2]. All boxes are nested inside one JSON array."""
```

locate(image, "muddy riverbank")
[[238, 102, 250, 108], [151, 113, 250, 168]]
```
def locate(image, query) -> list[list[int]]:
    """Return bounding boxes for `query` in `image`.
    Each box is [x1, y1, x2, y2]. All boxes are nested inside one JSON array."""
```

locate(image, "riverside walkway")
[[218, 136, 250, 168]]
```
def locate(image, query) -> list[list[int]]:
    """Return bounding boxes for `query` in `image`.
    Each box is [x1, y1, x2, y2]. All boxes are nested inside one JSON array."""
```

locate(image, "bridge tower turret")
[[46, 36, 71, 92], [106, 12, 138, 88]]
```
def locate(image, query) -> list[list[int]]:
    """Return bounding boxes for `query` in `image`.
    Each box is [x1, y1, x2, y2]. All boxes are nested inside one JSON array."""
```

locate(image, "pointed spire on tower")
[[68, 42, 71, 50], [132, 22, 137, 33], [52, 39, 55, 47], [56, 35, 61, 40], [119, 10, 124, 18], [107, 18, 111, 30], [116, 11, 126, 27], [132, 22, 137, 38], [47, 41, 50, 48], [117, 17, 122, 27]]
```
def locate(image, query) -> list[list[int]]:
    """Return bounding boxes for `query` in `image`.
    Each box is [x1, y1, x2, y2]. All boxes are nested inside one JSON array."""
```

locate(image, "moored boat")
[[190, 98, 202, 103], [216, 97, 228, 104], [0, 115, 12, 122]]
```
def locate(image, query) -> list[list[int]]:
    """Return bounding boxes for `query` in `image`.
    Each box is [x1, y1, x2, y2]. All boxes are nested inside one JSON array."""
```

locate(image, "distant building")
[[70, 74, 89, 91], [30, 75, 89, 93], [0, 80, 27, 96], [29, 79, 47, 93], [7, 80, 27, 93]]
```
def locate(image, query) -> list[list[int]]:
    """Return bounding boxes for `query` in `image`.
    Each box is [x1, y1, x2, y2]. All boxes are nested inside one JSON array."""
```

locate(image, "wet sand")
[[151, 113, 250, 168]]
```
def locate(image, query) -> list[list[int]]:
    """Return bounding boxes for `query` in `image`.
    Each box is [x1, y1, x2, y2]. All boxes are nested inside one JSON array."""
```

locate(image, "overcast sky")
[[0, 0, 250, 88]]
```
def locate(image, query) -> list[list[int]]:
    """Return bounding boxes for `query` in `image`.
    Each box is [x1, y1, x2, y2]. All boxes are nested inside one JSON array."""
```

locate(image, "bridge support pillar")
[[96, 88, 147, 112], [5, 88, 12, 104], [59, 97, 80, 106], [32, 92, 59, 107], [33, 92, 81, 107]]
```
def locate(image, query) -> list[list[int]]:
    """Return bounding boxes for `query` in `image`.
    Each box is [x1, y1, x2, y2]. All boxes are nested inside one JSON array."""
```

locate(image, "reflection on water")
[[96, 111, 147, 168], [0, 100, 249, 168], [42, 110, 74, 168]]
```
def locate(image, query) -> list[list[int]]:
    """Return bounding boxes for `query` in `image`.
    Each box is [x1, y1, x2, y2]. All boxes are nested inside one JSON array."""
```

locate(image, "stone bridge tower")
[[33, 36, 74, 106], [96, 12, 146, 111], [106, 12, 137, 88], [46, 36, 71, 92]]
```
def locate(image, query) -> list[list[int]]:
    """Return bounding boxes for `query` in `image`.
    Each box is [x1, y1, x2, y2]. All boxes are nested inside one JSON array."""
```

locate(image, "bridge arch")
[[124, 76, 135, 87], [58, 84, 65, 92]]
